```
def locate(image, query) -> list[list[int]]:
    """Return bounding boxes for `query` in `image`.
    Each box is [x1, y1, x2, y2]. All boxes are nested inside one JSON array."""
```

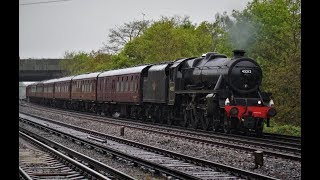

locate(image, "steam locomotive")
[[26, 50, 276, 136]]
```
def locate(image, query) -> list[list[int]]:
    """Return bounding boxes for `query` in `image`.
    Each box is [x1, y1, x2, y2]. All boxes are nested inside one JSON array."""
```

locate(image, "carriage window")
[[130, 82, 134, 91], [116, 82, 119, 92]]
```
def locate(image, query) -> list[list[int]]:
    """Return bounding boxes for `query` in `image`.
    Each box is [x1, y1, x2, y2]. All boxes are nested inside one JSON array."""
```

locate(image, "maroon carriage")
[[97, 65, 151, 117], [97, 65, 151, 103], [43, 79, 56, 99], [69, 72, 101, 111], [35, 81, 44, 98], [26, 82, 38, 102], [51, 76, 74, 108], [71, 72, 101, 101]]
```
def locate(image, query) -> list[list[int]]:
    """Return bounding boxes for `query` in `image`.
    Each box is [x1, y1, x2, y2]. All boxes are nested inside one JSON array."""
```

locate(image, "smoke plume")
[[228, 19, 260, 50]]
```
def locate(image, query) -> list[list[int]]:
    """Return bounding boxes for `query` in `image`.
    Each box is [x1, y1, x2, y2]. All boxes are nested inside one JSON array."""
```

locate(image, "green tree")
[[220, 0, 300, 125], [60, 50, 113, 75], [122, 16, 214, 64]]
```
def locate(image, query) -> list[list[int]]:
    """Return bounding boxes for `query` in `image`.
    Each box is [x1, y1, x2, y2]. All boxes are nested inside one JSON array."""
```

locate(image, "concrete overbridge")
[[19, 58, 68, 81]]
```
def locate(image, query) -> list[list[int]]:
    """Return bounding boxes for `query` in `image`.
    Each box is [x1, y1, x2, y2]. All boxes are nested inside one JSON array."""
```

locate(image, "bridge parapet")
[[19, 59, 67, 71], [19, 59, 68, 81]]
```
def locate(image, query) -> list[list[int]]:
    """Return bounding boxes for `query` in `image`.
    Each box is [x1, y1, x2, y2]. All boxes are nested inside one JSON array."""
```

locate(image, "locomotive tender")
[[26, 50, 276, 136]]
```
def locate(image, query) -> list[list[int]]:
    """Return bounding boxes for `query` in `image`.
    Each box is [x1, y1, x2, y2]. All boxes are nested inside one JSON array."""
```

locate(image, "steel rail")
[[20, 110, 301, 160], [19, 131, 110, 180], [19, 113, 279, 180]]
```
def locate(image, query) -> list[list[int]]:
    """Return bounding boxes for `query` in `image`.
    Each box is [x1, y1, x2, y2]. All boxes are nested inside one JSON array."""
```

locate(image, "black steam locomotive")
[[169, 50, 276, 135], [27, 50, 276, 136]]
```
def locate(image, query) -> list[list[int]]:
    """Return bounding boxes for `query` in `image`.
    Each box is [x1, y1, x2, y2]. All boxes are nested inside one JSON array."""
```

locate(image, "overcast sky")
[[19, 0, 252, 58]]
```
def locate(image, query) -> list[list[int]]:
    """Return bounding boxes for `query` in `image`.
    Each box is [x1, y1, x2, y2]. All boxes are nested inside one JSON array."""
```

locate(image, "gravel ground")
[[19, 122, 166, 180], [20, 105, 301, 179]]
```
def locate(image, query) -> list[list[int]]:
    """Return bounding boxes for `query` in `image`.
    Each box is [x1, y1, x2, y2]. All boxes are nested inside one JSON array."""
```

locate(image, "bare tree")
[[103, 20, 150, 54]]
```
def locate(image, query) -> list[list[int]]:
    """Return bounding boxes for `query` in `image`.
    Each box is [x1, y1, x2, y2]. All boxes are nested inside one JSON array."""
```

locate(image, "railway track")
[[263, 132, 301, 143], [21, 103, 301, 160], [22, 102, 301, 144], [19, 131, 119, 180], [19, 113, 279, 180]]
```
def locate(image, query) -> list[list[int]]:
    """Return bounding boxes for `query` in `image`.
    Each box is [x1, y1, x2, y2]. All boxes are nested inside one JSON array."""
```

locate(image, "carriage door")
[[168, 67, 175, 105]]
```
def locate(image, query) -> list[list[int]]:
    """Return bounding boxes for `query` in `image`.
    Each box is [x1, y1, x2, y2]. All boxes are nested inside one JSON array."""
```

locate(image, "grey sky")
[[19, 0, 252, 58]]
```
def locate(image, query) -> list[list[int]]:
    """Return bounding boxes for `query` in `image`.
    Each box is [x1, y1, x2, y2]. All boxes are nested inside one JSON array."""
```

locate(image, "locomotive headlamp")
[[258, 100, 262, 105], [230, 107, 239, 116], [225, 98, 230, 105], [267, 108, 277, 117], [268, 99, 274, 107]]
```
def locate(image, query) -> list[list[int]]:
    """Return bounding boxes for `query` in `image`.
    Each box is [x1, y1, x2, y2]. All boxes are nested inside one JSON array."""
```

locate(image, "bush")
[[264, 124, 301, 136]]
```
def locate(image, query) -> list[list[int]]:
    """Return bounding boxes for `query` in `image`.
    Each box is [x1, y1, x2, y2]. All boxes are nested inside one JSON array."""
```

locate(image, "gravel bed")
[[20, 105, 301, 179], [19, 122, 165, 180]]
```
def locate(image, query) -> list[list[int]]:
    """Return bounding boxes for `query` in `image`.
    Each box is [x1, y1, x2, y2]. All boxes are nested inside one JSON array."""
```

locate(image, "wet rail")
[[19, 113, 279, 180], [21, 104, 301, 160], [19, 131, 111, 180]]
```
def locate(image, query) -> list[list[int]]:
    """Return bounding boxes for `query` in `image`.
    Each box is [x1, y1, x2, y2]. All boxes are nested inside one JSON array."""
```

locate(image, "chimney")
[[233, 49, 245, 58]]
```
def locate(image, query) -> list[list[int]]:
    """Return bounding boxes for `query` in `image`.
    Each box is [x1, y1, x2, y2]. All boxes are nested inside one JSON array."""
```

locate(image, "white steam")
[[228, 20, 261, 50]]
